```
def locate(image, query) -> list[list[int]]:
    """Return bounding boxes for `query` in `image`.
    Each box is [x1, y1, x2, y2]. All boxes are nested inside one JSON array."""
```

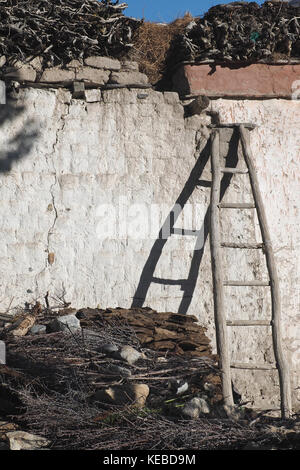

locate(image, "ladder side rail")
[[239, 125, 292, 419], [210, 130, 234, 407]]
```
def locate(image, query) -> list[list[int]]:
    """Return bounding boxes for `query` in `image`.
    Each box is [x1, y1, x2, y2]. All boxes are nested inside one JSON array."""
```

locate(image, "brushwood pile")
[[167, 1, 300, 66], [1, 304, 299, 450], [0, 0, 140, 67]]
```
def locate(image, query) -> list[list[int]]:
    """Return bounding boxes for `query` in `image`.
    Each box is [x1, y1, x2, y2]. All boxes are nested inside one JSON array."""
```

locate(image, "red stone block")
[[172, 63, 300, 98]]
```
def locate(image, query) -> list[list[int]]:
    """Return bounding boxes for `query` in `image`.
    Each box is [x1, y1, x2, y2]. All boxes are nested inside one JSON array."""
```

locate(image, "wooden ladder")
[[210, 123, 292, 419]]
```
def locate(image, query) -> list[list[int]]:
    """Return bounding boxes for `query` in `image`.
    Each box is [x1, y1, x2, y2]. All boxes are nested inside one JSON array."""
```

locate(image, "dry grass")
[[130, 13, 194, 85]]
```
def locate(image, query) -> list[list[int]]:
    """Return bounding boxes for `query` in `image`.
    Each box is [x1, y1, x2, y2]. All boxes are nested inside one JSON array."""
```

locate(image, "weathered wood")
[[239, 125, 292, 419], [226, 320, 272, 326], [219, 202, 255, 209], [224, 280, 270, 286], [230, 362, 277, 370], [210, 129, 234, 407], [221, 242, 264, 249]]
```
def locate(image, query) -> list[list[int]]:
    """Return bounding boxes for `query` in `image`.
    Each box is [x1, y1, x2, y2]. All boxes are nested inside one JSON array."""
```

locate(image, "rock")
[[6, 431, 50, 450], [0, 341, 5, 364], [84, 56, 121, 71], [85, 89, 102, 102], [109, 71, 149, 86], [91, 384, 149, 408], [10, 314, 36, 337], [29, 324, 47, 335], [75, 67, 110, 86], [182, 397, 210, 419], [40, 67, 75, 83], [47, 314, 81, 333], [185, 95, 210, 116], [117, 345, 142, 365]]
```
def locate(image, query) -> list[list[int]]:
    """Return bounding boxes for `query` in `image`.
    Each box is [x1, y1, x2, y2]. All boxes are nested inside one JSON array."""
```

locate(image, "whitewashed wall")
[[0, 87, 299, 411]]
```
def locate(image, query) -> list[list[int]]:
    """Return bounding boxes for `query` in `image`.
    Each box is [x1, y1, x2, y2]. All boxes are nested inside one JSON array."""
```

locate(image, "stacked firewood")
[[0, 0, 140, 66], [168, 2, 300, 65]]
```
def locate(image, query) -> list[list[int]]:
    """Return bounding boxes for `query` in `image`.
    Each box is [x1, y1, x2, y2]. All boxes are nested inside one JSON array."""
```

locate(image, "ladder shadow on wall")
[[132, 129, 240, 315]]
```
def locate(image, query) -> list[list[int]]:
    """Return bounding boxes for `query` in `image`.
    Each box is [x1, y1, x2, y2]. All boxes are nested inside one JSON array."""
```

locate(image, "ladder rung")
[[224, 280, 270, 286], [218, 202, 255, 209], [230, 362, 277, 370], [221, 168, 249, 174], [226, 320, 272, 326], [221, 242, 263, 249]]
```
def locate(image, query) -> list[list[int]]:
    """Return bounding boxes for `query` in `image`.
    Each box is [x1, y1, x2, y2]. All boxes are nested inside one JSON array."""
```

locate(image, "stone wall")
[[0, 80, 299, 412], [0, 56, 150, 89]]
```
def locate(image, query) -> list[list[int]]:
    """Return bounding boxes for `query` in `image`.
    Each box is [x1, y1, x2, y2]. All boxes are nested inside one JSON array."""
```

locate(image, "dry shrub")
[[130, 13, 194, 85]]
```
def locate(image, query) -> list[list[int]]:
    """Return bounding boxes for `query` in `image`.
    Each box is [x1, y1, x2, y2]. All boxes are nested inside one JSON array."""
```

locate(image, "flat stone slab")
[[84, 56, 121, 71], [172, 63, 300, 98]]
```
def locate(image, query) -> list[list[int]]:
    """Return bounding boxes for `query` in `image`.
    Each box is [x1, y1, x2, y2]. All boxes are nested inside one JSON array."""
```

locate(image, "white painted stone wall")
[[0, 86, 299, 411]]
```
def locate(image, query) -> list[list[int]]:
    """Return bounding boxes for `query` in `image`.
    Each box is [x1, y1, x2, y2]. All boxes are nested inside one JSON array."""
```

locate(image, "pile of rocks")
[[167, 1, 300, 66], [0, 55, 150, 90]]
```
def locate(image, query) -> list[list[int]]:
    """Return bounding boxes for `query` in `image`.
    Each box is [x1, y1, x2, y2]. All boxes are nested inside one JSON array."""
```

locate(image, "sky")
[[124, 0, 265, 23]]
